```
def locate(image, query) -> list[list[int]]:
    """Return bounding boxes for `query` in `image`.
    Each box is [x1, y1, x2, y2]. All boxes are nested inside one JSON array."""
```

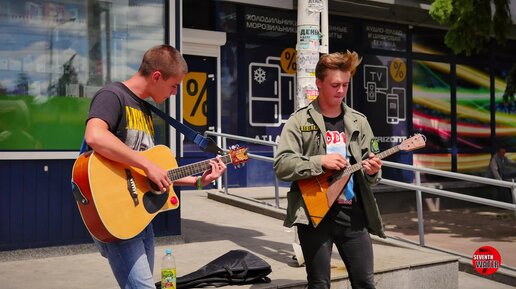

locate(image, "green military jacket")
[[274, 100, 386, 238]]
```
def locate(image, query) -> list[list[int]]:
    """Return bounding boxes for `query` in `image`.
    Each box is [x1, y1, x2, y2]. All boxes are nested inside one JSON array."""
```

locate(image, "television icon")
[[363, 65, 388, 103]]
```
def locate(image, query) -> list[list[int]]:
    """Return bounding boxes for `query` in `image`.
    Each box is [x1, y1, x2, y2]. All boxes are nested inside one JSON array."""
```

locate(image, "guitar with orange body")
[[298, 134, 426, 227], [72, 144, 248, 243]]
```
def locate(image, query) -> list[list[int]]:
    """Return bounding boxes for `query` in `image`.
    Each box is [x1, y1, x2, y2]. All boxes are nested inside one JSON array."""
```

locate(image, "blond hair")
[[315, 50, 362, 80]]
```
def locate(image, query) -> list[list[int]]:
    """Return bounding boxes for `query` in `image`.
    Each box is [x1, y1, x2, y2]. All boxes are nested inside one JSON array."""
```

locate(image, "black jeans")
[[297, 218, 375, 289]]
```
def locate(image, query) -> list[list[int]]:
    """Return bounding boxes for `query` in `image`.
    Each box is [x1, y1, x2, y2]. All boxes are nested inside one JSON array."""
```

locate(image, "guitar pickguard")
[[143, 191, 169, 214]]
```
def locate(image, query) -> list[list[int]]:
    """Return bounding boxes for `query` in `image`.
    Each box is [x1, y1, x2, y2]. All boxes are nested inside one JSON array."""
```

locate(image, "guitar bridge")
[[125, 169, 139, 206]]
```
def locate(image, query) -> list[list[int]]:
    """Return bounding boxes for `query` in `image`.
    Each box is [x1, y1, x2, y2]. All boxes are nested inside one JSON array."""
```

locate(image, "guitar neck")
[[168, 154, 232, 181], [342, 145, 400, 176]]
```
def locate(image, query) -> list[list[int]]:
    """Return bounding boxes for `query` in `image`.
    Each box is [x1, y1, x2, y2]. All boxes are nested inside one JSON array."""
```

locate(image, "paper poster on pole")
[[298, 25, 320, 50], [297, 77, 318, 104], [296, 50, 319, 78]]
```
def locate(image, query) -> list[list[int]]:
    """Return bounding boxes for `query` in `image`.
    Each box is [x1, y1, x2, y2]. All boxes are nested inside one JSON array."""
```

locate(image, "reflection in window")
[[456, 64, 491, 150], [411, 27, 450, 56], [456, 153, 491, 175], [412, 60, 451, 171], [494, 64, 516, 148], [412, 60, 451, 151], [414, 153, 452, 171], [0, 0, 165, 150]]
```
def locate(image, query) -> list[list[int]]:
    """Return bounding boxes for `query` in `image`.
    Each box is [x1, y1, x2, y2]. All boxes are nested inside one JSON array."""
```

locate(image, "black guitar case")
[[156, 249, 272, 289]]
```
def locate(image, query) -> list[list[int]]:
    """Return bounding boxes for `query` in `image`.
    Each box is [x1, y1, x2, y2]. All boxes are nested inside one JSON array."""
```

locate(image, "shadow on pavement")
[[181, 218, 298, 266]]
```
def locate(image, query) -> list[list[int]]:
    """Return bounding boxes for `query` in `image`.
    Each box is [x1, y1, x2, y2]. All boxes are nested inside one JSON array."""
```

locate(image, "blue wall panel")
[[0, 160, 182, 251], [0, 162, 10, 246], [23, 161, 38, 244], [48, 161, 63, 245], [35, 163, 50, 243], [10, 162, 24, 246]]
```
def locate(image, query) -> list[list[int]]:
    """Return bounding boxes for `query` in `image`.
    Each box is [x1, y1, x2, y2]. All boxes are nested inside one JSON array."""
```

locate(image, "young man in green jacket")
[[274, 51, 383, 289]]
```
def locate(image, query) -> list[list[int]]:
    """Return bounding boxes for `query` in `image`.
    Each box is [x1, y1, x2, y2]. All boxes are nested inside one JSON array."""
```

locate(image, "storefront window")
[[0, 0, 166, 151], [357, 55, 408, 151], [412, 60, 452, 171], [457, 152, 491, 174], [494, 63, 516, 149], [456, 63, 491, 150], [411, 27, 451, 55]]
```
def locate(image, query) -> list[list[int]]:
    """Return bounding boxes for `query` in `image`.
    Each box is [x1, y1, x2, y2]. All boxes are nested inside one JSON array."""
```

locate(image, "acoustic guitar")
[[298, 134, 426, 227], [71, 144, 248, 242]]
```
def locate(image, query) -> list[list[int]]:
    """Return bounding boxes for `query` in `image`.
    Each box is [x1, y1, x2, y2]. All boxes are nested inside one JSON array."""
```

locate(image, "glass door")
[[180, 55, 217, 166]]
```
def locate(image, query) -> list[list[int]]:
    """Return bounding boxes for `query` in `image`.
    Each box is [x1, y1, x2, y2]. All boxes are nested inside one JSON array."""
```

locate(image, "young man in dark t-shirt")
[[84, 45, 227, 289]]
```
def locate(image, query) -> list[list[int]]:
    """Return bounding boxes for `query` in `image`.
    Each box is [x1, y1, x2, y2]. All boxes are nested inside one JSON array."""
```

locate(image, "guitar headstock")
[[399, 134, 426, 152], [228, 145, 249, 168]]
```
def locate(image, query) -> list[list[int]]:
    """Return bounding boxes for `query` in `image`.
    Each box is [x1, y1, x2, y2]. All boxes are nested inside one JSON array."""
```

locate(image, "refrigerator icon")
[[249, 63, 281, 127]]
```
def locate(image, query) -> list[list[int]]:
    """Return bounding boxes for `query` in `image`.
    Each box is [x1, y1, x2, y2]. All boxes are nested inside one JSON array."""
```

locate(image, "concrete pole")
[[320, 0, 329, 54], [292, 0, 325, 266], [295, 0, 323, 110]]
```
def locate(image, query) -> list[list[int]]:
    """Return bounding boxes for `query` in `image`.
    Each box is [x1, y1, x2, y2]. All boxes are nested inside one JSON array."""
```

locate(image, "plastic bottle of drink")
[[161, 248, 176, 289]]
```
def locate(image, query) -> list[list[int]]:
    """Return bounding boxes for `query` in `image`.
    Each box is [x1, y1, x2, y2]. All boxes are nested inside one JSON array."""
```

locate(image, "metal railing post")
[[223, 137, 228, 195], [511, 179, 516, 218], [415, 171, 425, 246], [217, 136, 224, 192], [273, 146, 280, 208]]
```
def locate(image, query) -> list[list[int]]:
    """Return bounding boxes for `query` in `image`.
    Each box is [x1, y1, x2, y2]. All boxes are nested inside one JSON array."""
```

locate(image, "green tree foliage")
[[429, 0, 513, 56], [503, 64, 515, 102]]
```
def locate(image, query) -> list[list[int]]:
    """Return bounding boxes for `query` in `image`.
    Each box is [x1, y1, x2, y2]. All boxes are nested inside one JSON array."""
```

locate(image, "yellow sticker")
[[183, 72, 207, 126], [300, 125, 318, 132], [280, 48, 297, 75], [390, 58, 406, 82]]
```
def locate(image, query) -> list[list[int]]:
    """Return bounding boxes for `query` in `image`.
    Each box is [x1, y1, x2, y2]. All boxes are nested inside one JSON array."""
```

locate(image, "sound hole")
[[143, 191, 168, 214]]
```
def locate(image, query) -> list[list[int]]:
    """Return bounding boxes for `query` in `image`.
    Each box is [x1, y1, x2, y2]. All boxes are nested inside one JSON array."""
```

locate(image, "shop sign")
[[363, 22, 407, 51]]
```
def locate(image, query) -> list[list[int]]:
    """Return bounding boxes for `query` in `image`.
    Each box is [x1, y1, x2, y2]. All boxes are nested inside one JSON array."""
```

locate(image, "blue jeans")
[[297, 218, 375, 289], [94, 224, 156, 289]]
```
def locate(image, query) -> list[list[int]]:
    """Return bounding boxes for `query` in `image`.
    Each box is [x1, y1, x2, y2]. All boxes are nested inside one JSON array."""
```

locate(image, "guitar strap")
[[144, 102, 223, 155], [75, 104, 223, 155], [71, 139, 89, 204], [109, 81, 223, 155]]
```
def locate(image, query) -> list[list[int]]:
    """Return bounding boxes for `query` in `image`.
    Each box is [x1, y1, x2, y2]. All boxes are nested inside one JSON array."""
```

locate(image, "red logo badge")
[[472, 246, 501, 275]]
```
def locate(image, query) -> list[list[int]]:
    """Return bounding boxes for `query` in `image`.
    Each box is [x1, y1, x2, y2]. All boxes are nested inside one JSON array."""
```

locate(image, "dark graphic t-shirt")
[[87, 82, 155, 152], [324, 112, 366, 228]]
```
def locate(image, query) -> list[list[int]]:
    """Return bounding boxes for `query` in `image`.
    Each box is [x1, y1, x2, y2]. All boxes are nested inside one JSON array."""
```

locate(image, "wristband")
[[196, 176, 203, 190]]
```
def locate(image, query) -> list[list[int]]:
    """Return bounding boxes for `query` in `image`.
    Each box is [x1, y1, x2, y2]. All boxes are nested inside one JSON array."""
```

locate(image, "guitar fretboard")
[[341, 145, 400, 176], [167, 154, 232, 181]]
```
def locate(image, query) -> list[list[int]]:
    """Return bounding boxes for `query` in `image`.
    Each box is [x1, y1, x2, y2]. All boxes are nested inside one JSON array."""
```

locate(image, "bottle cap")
[[165, 248, 172, 254]]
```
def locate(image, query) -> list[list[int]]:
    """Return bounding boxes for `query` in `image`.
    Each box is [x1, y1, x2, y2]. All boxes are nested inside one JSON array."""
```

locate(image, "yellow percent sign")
[[183, 72, 207, 126], [390, 58, 406, 82], [281, 48, 297, 75]]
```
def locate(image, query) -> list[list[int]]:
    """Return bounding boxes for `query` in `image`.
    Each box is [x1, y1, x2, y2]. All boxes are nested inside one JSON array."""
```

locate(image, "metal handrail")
[[383, 160, 516, 189], [205, 131, 278, 147], [204, 131, 516, 247], [204, 131, 281, 207]]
